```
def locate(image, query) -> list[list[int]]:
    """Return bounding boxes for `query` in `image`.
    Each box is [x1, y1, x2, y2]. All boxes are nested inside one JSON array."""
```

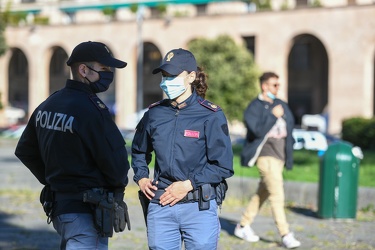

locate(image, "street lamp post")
[[136, 5, 144, 112]]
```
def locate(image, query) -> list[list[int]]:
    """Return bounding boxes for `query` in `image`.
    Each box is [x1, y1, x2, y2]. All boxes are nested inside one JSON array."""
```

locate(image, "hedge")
[[342, 117, 375, 150]]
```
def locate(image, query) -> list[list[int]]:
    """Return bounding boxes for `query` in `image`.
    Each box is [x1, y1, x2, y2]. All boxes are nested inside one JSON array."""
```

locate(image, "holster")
[[39, 185, 54, 224], [199, 184, 213, 211], [198, 181, 228, 211], [215, 180, 228, 208], [138, 190, 150, 226], [98, 192, 114, 237], [83, 189, 131, 237]]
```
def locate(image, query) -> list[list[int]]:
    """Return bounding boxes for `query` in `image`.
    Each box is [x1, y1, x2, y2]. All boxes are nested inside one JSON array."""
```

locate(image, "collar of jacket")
[[65, 79, 93, 94], [258, 93, 277, 104], [169, 91, 198, 110]]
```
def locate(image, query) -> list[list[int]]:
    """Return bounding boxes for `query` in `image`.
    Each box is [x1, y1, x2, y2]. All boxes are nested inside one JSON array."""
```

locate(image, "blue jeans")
[[52, 213, 108, 250], [147, 200, 220, 250]]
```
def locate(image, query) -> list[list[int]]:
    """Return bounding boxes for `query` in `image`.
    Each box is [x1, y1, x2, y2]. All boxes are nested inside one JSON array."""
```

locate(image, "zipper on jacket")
[[170, 109, 180, 176]]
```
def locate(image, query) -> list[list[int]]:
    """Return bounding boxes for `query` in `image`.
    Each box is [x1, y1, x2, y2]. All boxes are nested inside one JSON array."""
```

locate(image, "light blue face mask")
[[267, 91, 276, 100], [160, 76, 186, 99]]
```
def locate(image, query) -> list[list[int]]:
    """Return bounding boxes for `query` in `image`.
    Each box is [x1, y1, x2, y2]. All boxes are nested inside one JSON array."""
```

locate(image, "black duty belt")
[[54, 188, 107, 201], [150, 186, 216, 204], [54, 192, 85, 201]]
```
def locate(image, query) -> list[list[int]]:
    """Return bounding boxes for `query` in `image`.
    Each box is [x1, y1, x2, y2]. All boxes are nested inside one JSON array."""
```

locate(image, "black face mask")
[[85, 65, 114, 93]]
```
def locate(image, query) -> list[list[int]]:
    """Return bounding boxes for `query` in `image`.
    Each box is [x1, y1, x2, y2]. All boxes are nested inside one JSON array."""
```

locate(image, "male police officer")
[[15, 41, 130, 250]]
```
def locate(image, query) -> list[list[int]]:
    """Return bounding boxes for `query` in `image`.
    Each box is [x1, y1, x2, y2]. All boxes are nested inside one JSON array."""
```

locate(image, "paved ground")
[[0, 138, 374, 250]]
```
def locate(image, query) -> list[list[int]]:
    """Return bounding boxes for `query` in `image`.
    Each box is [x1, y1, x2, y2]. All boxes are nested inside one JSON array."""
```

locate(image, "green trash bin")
[[318, 141, 361, 219]]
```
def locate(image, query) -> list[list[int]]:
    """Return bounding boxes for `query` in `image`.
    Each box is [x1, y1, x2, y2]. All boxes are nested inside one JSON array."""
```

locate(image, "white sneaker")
[[234, 224, 260, 242], [282, 232, 301, 249]]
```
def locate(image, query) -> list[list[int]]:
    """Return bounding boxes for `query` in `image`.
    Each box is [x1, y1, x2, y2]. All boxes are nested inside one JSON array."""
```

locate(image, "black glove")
[[113, 193, 131, 232]]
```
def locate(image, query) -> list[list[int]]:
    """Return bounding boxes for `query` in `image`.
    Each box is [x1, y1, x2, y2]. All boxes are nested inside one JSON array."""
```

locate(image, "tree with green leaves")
[[242, 0, 272, 11], [188, 35, 260, 122], [0, 3, 8, 111], [0, 7, 7, 57]]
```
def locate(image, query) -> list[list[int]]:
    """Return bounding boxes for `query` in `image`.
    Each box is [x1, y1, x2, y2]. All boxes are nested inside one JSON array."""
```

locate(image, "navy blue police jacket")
[[15, 79, 130, 215], [131, 92, 234, 190]]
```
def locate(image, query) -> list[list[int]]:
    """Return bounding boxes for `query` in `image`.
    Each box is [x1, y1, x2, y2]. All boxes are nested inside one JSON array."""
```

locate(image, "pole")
[[136, 5, 144, 112]]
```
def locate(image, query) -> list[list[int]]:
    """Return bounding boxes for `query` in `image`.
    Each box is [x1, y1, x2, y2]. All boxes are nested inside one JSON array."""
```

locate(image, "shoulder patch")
[[198, 100, 221, 112], [89, 95, 108, 111]]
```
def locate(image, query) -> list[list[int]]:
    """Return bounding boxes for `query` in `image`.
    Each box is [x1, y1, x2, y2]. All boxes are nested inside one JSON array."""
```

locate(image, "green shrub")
[[6, 11, 27, 26], [188, 35, 259, 122], [102, 7, 116, 18], [310, 0, 322, 7], [0, 92, 3, 110], [34, 15, 49, 25], [129, 4, 138, 13], [156, 4, 167, 14], [342, 117, 375, 150]]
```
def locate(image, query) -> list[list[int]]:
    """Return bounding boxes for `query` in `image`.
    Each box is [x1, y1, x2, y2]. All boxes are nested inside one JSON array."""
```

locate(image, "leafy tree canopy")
[[188, 35, 260, 122], [0, 3, 9, 56]]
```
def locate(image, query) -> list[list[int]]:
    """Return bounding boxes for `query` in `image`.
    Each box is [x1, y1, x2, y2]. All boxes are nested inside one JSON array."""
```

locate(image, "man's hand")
[[272, 104, 284, 118], [138, 178, 158, 200], [159, 180, 193, 207]]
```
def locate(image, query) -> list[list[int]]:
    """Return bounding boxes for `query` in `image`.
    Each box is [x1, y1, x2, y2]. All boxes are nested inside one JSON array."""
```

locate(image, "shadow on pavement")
[[0, 156, 20, 163], [0, 211, 60, 249], [219, 216, 281, 246], [219, 216, 237, 236], [287, 206, 318, 218]]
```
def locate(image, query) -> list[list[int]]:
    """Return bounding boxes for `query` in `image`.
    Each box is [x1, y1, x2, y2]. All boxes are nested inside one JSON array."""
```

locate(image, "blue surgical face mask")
[[160, 76, 187, 99], [85, 65, 114, 93], [267, 91, 276, 100]]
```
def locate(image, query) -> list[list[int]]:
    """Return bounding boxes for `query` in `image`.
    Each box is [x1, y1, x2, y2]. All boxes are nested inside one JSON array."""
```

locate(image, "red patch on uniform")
[[184, 130, 200, 138]]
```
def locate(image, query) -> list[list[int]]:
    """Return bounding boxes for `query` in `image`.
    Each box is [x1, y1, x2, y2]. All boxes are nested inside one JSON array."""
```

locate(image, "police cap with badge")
[[152, 48, 197, 75], [66, 41, 127, 110], [66, 41, 127, 68]]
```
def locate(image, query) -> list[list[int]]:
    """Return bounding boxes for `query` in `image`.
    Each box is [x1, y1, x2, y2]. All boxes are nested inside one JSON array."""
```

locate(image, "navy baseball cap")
[[66, 41, 127, 68], [152, 48, 197, 75]]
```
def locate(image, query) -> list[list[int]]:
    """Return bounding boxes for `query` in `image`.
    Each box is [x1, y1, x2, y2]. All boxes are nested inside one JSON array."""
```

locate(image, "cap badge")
[[166, 52, 174, 62]]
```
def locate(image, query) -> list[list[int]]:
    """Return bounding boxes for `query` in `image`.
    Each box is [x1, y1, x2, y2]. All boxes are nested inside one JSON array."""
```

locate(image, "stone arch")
[[8, 48, 29, 122], [49, 46, 69, 94], [287, 34, 329, 126], [142, 42, 162, 108]]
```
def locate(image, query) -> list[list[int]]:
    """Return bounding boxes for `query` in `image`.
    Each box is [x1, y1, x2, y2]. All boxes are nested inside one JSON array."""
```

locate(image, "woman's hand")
[[159, 180, 193, 206], [138, 178, 158, 200]]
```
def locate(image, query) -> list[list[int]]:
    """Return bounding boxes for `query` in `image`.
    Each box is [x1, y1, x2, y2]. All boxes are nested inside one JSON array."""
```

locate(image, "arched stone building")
[[0, 3, 374, 135]]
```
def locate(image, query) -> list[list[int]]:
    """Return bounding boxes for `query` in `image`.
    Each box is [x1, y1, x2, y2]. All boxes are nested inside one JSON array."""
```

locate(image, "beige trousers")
[[239, 156, 290, 236]]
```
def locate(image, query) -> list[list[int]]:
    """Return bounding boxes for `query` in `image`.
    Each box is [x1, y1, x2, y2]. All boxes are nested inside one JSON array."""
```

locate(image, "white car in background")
[[292, 129, 328, 151]]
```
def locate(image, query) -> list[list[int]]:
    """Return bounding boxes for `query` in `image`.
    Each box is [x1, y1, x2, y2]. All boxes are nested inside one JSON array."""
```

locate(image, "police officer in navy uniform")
[[132, 48, 234, 249], [15, 41, 130, 250]]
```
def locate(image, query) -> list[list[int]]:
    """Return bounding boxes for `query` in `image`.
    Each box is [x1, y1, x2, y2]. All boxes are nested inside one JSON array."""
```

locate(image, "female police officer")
[[15, 41, 130, 250], [131, 48, 234, 249]]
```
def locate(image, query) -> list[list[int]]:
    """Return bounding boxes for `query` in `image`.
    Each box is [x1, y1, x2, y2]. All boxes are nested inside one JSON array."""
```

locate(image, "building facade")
[[0, 0, 374, 135]]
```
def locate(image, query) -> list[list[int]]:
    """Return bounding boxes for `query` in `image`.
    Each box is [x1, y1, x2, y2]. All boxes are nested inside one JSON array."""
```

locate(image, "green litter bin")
[[318, 141, 361, 219]]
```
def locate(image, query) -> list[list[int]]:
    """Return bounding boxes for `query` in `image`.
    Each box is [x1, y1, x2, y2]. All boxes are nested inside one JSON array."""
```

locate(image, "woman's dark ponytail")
[[191, 67, 208, 99]]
